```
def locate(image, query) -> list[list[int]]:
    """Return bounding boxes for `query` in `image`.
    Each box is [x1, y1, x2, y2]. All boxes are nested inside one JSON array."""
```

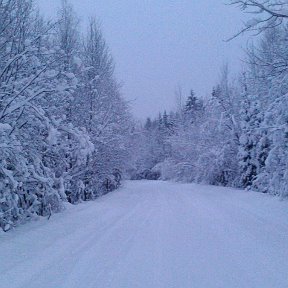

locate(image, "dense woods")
[[131, 21, 288, 198], [0, 0, 131, 231], [1, 0, 287, 232]]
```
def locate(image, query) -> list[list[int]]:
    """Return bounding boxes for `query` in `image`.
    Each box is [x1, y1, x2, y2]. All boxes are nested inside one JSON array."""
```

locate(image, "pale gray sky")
[[37, 0, 249, 119]]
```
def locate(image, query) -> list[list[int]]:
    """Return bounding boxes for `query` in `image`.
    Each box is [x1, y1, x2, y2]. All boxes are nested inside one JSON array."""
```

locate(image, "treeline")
[[131, 24, 288, 198], [0, 0, 131, 231]]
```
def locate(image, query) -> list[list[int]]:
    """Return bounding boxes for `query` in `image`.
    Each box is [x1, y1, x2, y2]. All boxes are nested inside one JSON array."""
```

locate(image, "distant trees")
[[126, 0, 288, 198], [132, 22, 288, 197]]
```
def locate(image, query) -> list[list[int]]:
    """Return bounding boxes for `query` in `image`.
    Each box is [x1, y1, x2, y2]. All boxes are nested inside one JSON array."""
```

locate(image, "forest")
[[129, 1, 288, 198], [1, 0, 288, 232]]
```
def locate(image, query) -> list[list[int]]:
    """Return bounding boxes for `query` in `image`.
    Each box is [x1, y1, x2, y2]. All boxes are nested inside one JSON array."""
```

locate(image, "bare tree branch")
[[227, 0, 288, 40]]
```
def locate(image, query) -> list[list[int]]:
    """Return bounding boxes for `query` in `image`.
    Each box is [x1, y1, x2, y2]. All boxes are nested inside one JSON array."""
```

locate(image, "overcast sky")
[[37, 0, 249, 120]]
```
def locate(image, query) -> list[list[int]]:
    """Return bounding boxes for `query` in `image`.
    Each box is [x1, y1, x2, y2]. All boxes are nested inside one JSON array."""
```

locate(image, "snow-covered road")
[[1, 181, 288, 288]]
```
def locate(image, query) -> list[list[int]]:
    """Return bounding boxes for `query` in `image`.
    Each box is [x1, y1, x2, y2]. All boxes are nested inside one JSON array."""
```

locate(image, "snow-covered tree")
[[0, 0, 66, 229], [0, 0, 131, 231], [229, 0, 288, 39]]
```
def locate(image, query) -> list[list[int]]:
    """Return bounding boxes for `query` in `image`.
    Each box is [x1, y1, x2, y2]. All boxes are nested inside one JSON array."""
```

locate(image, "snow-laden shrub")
[[152, 160, 194, 182]]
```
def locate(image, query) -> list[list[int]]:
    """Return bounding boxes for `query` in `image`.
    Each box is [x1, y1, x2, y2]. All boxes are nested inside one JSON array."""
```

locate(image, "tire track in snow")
[[1, 191, 148, 288]]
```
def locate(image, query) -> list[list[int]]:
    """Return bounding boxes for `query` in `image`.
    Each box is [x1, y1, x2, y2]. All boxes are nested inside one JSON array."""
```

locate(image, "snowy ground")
[[0, 181, 288, 288]]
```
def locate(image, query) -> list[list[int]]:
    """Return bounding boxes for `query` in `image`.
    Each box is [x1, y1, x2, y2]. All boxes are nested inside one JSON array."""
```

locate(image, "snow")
[[0, 180, 288, 288], [46, 126, 60, 145], [73, 56, 82, 67], [246, 18, 260, 28], [0, 123, 12, 131]]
